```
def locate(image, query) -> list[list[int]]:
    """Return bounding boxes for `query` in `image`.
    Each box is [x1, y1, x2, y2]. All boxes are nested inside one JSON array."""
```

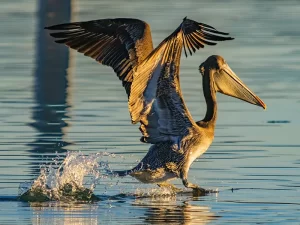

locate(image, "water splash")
[[134, 187, 177, 198], [18, 151, 111, 202]]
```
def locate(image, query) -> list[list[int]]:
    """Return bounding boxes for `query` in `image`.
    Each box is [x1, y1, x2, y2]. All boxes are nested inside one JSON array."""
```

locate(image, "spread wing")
[[45, 18, 153, 96], [129, 18, 233, 144]]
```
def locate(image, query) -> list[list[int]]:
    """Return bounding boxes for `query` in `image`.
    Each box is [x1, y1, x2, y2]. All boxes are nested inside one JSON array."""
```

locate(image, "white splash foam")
[[18, 151, 112, 201]]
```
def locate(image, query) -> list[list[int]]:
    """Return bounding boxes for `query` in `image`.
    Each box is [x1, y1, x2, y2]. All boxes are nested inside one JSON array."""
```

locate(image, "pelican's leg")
[[157, 182, 182, 193], [180, 171, 206, 195]]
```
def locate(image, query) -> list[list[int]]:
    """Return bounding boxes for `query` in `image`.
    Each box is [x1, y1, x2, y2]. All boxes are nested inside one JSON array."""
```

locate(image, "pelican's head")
[[199, 55, 266, 109]]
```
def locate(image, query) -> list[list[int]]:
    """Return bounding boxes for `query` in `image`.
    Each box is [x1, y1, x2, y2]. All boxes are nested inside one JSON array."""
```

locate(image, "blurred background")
[[0, 0, 299, 224]]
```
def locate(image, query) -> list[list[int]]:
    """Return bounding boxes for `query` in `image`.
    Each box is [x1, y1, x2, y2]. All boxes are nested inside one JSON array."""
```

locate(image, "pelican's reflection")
[[28, 0, 74, 175], [134, 196, 218, 225]]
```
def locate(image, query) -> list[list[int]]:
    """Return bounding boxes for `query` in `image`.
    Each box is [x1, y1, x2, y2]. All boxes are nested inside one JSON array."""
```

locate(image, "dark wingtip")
[[212, 30, 230, 35], [44, 25, 58, 30], [44, 25, 59, 30], [183, 16, 187, 21], [44, 23, 80, 30]]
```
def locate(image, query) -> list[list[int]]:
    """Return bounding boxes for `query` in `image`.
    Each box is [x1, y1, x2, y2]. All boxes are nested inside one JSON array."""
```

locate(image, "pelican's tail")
[[107, 163, 143, 177], [107, 169, 132, 177]]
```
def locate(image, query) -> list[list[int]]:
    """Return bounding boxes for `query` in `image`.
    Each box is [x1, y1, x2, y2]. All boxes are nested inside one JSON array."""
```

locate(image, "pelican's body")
[[46, 18, 266, 193], [130, 129, 213, 185], [122, 55, 266, 191]]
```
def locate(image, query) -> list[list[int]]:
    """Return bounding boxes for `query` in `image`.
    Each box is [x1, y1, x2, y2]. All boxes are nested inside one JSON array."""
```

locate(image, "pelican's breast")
[[186, 134, 214, 169]]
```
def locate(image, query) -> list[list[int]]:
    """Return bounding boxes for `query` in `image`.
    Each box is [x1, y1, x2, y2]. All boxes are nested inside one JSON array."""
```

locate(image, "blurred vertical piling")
[[35, 0, 72, 105], [30, 0, 73, 163]]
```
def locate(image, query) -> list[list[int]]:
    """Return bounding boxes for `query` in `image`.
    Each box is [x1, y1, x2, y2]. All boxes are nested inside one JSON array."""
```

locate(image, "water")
[[1, 0, 300, 224]]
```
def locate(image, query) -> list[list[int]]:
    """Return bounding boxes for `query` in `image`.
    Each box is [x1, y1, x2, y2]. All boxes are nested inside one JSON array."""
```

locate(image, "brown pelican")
[[45, 18, 266, 194]]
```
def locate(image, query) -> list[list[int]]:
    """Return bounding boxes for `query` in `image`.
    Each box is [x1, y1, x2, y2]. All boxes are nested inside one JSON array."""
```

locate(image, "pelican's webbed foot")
[[158, 182, 182, 193], [182, 178, 207, 196]]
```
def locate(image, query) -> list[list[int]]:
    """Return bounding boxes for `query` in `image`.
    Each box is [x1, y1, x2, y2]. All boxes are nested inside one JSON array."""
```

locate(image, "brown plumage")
[[45, 18, 266, 195], [45, 17, 232, 96], [46, 18, 154, 96]]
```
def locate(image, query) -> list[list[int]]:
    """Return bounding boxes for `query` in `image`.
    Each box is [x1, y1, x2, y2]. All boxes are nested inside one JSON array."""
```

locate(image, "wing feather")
[[129, 18, 233, 144], [45, 18, 154, 96]]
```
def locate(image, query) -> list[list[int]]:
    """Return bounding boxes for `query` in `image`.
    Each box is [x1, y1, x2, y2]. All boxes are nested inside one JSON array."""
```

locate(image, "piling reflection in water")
[[28, 0, 73, 174]]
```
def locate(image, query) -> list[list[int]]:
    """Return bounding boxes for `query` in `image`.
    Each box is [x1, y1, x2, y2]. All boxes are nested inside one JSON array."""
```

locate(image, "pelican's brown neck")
[[199, 68, 217, 128]]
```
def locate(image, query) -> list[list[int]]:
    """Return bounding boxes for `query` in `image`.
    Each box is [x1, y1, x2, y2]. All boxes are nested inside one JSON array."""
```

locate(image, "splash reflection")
[[30, 202, 98, 225]]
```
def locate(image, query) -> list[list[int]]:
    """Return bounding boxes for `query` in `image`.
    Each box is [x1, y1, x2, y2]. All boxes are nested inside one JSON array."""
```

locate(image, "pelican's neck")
[[201, 70, 217, 128]]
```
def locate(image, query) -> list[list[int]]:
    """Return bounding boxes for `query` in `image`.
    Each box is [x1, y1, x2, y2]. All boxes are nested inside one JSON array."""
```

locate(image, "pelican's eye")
[[199, 66, 205, 76]]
